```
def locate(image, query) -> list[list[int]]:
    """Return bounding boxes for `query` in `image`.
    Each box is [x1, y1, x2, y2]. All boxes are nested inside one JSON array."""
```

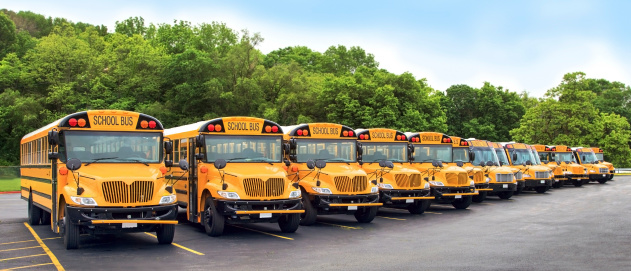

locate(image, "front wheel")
[[156, 224, 175, 244], [278, 213, 300, 233], [498, 191, 514, 200], [354, 206, 378, 223], [63, 206, 80, 250], [514, 184, 524, 195], [28, 192, 42, 225], [572, 179, 583, 187], [407, 200, 431, 214], [472, 191, 487, 203], [452, 196, 472, 209], [535, 186, 548, 194], [300, 191, 318, 226], [202, 197, 225, 237]]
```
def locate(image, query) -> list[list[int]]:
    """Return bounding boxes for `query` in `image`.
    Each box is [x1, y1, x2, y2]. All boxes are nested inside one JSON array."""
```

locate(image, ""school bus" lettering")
[[312, 127, 339, 135], [421, 135, 441, 142], [92, 116, 133, 126], [371, 132, 393, 139], [226, 121, 260, 131]]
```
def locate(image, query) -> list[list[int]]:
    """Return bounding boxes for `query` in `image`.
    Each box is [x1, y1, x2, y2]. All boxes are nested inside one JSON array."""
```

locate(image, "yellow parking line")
[[0, 254, 46, 262], [0, 240, 35, 246], [480, 203, 494, 205], [0, 246, 40, 252], [425, 211, 442, 215], [143, 233, 205, 255], [23, 223, 64, 271], [4, 263, 54, 270], [377, 216, 406, 221], [41, 237, 61, 240], [317, 222, 362, 230], [230, 225, 294, 240]]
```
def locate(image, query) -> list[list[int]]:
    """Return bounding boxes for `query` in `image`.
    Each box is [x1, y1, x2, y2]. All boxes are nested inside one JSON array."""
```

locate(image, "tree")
[[0, 12, 17, 58]]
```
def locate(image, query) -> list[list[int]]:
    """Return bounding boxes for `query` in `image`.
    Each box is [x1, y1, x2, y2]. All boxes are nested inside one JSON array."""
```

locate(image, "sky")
[[3, 0, 630, 97]]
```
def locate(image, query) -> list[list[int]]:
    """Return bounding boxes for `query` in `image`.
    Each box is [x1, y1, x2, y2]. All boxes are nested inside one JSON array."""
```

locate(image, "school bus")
[[501, 142, 553, 193], [21, 110, 177, 249], [543, 145, 589, 187], [163, 117, 304, 236], [527, 145, 559, 188], [490, 142, 525, 194], [449, 136, 490, 202], [405, 132, 477, 209], [572, 147, 610, 184], [532, 144, 564, 188], [591, 147, 615, 180], [465, 139, 517, 199], [283, 123, 381, 225], [356, 128, 433, 214]]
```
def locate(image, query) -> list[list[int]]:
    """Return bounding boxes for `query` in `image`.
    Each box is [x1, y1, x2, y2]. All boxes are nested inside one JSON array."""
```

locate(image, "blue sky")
[[3, 0, 630, 97]]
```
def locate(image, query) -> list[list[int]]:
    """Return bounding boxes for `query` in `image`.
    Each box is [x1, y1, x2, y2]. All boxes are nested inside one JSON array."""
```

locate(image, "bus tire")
[[407, 200, 430, 214], [514, 185, 523, 195], [498, 191, 514, 200], [535, 186, 548, 193], [28, 192, 42, 225], [63, 206, 80, 250], [202, 197, 224, 237], [573, 180, 583, 187], [354, 206, 378, 223], [452, 196, 472, 209], [41, 211, 51, 226], [300, 191, 318, 226], [278, 213, 300, 233], [472, 191, 487, 203], [598, 179, 607, 184], [156, 224, 175, 244]]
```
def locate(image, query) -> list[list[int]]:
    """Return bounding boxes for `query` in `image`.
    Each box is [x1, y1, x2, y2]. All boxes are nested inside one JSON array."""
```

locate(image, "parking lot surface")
[[1, 177, 630, 270]]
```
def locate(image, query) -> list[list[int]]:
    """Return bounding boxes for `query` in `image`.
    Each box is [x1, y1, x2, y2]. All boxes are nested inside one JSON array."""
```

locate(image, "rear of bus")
[[164, 117, 303, 236], [533, 144, 563, 188], [283, 123, 381, 225], [548, 145, 588, 187], [591, 147, 615, 180], [356, 128, 432, 214], [468, 139, 517, 200], [501, 142, 553, 194], [572, 147, 610, 184], [21, 110, 177, 249], [490, 142, 525, 195], [406, 132, 477, 210], [449, 136, 490, 203]]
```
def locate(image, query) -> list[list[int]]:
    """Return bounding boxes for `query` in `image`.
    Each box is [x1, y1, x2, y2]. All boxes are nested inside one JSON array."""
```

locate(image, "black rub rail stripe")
[[166, 175, 188, 181], [175, 189, 187, 194], [32, 190, 52, 200], [20, 165, 52, 169], [21, 175, 52, 184]]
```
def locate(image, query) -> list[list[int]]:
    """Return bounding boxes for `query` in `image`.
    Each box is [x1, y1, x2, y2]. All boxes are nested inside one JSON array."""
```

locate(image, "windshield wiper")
[[121, 158, 149, 166], [84, 157, 119, 166], [226, 157, 248, 161], [326, 158, 350, 162]]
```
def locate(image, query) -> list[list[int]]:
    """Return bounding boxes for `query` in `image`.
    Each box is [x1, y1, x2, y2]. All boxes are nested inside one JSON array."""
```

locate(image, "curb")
[[0, 191, 20, 194]]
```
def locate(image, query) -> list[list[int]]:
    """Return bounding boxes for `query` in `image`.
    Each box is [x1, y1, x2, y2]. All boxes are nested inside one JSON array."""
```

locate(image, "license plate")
[[603, 174, 606, 177], [503, 184, 508, 188], [122, 223, 137, 228], [406, 199, 414, 203], [348, 206, 358, 210], [540, 180, 545, 184], [260, 213, 272, 218], [455, 195, 462, 199]]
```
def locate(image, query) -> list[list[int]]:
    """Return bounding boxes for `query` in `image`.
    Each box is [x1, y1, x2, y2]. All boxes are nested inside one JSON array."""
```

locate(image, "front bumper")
[[432, 186, 478, 199], [220, 199, 303, 215], [66, 204, 178, 231], [524, 179, 553, 187], [589, 173, 610, 181], [380, 189, 433, 202], [488, 182, 517, 192], [314, 194, 381, 208]]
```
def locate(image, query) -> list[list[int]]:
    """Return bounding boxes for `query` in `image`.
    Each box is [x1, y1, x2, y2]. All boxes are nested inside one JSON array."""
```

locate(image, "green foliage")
[[0, 12, 17, 58]]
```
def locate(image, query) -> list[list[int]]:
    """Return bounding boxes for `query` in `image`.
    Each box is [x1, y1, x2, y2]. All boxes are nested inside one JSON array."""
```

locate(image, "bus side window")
[[173, 140, 180, 163], [181, 138, 188, 162]]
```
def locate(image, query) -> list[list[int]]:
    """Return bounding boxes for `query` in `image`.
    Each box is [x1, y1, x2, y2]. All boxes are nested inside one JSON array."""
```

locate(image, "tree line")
[[1, 10, 629, 167]]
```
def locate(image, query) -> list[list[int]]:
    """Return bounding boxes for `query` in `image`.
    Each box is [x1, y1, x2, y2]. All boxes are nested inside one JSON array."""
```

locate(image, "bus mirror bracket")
[[195, 153, 204, 161], [66, 158, 83, 195], [165, 160, 173, 167], [284, 159, 291, 167], [48, 152, 59, 160]]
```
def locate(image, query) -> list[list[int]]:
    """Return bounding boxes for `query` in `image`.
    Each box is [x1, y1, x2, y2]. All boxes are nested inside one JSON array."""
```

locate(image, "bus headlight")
[[589, 170, 595, 173], [312, 187, 332, 194], [370, 186, 379, 193], [429, 181, 444, 186], [377, 183, 393, 189], [289, 190, 301, 198], [470, 180, 475, 187], [523, 174, 531, 178], [70, 196, 98, 206], [218, 191, 241, 199], [563, 171, 571, 175], [424, 182, 430, 189], [159, 194, 176, 204], [485, 177, 491, 184]]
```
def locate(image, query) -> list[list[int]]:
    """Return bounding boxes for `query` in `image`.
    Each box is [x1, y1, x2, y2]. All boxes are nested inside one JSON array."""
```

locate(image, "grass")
[[0, 178, 20, 192]]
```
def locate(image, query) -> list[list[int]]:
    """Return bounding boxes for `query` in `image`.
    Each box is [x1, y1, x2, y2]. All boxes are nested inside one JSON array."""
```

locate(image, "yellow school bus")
[[501, 142, 553, 193], [527, 145, 558, 188], [283, 123, 381, 225], [572, 147, 610, 184], [590, 147, 615, 180], [545, 145, 589, 187], [405, 132, 477, 209], [449, 136, 490, 202], [490, 142, 525, 194], [163, 117, 304, 236], [20, 110, 177, 249], [356, 128, 433, 214], [465, 139, 517, 199], [532, 144, 564, 188]]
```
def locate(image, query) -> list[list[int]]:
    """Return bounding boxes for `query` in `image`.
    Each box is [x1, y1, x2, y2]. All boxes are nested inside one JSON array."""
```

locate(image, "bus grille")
[[514, 172, 523, 180], [102, 181, 154, 204], [599, 168, 608, 173], [496, 173, 513, 182], [535, 171, 549, 179], [395, 174, 422, 188], [334, 176, 368, 192], [243, 178, 285, 197], [445, 173, 468, 186], [473, 173, 483, 183]]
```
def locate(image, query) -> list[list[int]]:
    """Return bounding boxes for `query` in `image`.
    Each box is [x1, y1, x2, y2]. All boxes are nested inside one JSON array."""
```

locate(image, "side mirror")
[[283, 143, 291, 154], [48, 152, 59, 160], [526, 160, 532, 165], [512, 152, 517, 162], [432, 160, 439, 167], [195, 135, 204, 148], [469, 151, 475, 161], [408, 144, 415, 153], [479, 161, 485, 167], [165, 160, 173, 167], [213, 159, 226, 170], [456, 161, 464, 167], [486, 161, 494, 166], [315, 160, 327, 169], [543, 161, 549, 164], [581, 156, 585, 162], [284, 159, 291, 167], [356, 142, 363, 155], [551, 153, 555, 157], [179, 159, 189, 171], [437, 160, 444, 168], [289, 138, 297, 150], [164, 141, 173, 155], [66, 158, 82, 171], [195, 153, 204, 161], [306, 159, 315, 169], [48, 130, 59, 146], [378, 160, 394, 169]]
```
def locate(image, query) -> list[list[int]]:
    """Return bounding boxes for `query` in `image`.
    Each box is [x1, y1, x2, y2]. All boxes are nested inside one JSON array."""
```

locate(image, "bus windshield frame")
[[471, 147, 500, 166], [61, 131, 162, 163], [551, 152, 574, 163], [595, 153, 604, 161], [412, 144, 452, 163], [578, 151, 598, 164], [452, 147, 470, 163], [362, 142, 408, 163], [295, 139, 357, 163], [509, 149, 535, 165], [538, 151, 551, 162], [204, 135, 283, 163], [495, 148, 510, 166]]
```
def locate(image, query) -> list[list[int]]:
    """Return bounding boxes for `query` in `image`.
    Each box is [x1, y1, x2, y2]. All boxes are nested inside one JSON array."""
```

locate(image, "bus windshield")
[[579, 151, 598, 163], [62, 131, 162, 163], [452, 148, 470, 163], [551, 152, 574, 163], [508, 149, 533, 165], [530, 150, 542, 165], [204, 135, 282, 163], [362, 143, 407, 163], [495, 149, 509, 165], [471, 147, 499, 166], [413, 145, 452, 163], [595, 153, 604, 161], [539, 152, 550, 162], [296, 139, 357, 163]]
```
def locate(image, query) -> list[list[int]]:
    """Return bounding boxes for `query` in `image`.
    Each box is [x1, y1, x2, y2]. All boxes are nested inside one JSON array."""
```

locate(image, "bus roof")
[[165, 117, 283, 137], [501, 142, 527, 149], [572, 147, 594, 153], [591, 147, 604, 153], [548, 145, 572, 152], [489, 142, 502, 149], [531, 144, 547, 152], [469, 139, 491, 148], [282, 123, 355, 139], [355, 128, 408, 142], [405, 132, 452, 144]]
